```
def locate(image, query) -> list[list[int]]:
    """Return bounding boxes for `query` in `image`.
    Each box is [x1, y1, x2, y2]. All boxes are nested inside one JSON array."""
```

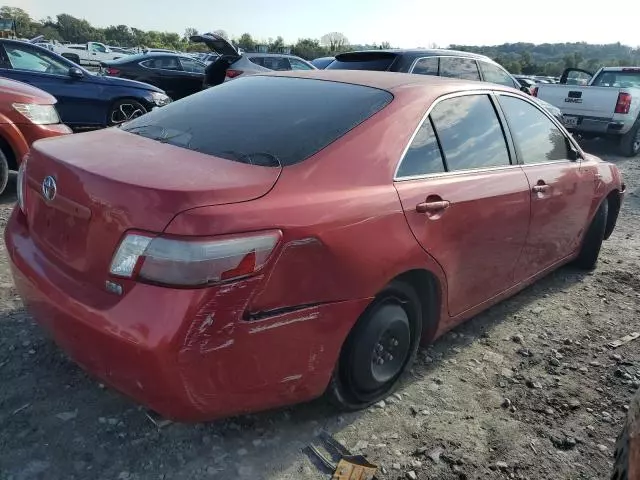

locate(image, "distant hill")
[[449, 42, 640, 76]]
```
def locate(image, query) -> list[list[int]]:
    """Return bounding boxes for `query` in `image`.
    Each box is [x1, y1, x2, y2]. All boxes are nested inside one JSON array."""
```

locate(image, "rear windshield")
[[326, 52, 398, 71], [591, 70, 640, 88], [120, 76, 393, 167]]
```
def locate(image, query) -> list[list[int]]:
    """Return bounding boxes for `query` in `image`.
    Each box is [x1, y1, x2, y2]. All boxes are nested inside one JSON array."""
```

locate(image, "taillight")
[[105, 67, 121, 76], [531, 86, 538, 97], [109, 230, 281, 287], [16, 156, 27, 215], [615, 93, 632, 114], [225, 69, 243, 79]]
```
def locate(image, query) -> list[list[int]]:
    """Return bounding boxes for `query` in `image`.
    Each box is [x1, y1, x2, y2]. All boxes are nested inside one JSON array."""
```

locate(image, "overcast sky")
[[12, 0, 640, 47]]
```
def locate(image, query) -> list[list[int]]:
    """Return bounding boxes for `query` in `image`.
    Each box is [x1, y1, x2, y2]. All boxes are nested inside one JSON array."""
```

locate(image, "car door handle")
[[532, 181, 550, 193], [416, 200, 450, 213]]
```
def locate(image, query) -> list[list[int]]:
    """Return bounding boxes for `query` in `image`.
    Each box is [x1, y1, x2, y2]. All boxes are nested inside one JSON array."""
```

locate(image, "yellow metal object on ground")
[[331, 457, 378, 480]]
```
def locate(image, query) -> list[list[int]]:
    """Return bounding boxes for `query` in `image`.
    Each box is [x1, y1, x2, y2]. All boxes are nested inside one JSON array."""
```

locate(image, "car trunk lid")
[[24, 128, 281, 285], [190, 33, 240, 58]]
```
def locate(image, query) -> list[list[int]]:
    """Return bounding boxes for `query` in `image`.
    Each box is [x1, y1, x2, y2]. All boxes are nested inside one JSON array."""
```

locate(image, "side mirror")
[[69, 67, 84, 79], [520, 86, 532, 95]]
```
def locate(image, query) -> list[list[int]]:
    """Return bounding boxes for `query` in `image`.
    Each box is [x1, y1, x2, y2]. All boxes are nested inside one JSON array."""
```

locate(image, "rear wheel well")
[[605, 189, 621, 240], [391, 269, 441, 344], [0, 135, 17, 171]]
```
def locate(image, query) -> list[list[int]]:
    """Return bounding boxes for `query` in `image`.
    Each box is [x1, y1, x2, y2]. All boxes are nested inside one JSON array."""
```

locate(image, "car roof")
[[337, 48, 495, 62], [244, 52, 306, 59], [261, 69, 516, 96]]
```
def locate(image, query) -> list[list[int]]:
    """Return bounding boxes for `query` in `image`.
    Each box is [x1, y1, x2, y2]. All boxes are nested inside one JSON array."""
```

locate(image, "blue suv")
[[0, 39, 171, 130]]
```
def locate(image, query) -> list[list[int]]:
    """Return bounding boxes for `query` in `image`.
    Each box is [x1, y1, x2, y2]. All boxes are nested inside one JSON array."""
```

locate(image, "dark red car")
[[5, 71, 624, 421], [0, 77, 71, 194]]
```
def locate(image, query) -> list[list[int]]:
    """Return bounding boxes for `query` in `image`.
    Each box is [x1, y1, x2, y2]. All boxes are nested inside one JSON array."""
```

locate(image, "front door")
[[495, 93, 595, 280], [0, 42, 103, 127], [394, 94, 531, 316]]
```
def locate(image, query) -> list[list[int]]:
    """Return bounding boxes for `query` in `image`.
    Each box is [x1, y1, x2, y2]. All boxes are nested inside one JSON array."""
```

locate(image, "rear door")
[[495, 93, 595, 280], [394, 93, 531, 316]]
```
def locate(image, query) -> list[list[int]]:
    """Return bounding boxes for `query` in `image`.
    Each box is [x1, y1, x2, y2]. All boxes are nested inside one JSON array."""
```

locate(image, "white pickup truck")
[[52, 42, 127, 67], [535, 67, 640, 157]]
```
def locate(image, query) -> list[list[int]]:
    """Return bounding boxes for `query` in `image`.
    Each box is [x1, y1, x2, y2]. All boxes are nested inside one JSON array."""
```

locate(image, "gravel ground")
[[1, 140, 639, 480]]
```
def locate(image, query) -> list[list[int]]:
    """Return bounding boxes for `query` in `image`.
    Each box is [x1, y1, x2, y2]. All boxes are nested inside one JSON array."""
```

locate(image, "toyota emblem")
[[41, 176, 57, 201]]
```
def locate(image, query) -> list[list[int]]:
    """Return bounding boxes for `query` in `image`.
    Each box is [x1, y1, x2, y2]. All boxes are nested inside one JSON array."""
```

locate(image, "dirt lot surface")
[[1, 140, 639, 480]]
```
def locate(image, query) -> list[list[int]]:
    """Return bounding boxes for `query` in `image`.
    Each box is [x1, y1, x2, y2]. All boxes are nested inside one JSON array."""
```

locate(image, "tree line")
[[4, 6, 640, 74]]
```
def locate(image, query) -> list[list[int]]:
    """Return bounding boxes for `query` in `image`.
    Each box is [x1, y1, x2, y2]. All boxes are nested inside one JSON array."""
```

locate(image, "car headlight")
[[151, 92, 172, 107], [12, 103, 60, 125]]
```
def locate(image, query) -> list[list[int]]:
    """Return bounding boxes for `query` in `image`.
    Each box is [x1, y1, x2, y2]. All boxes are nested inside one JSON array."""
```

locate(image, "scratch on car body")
[[280, 374, 302, 383], [248, 311, 320, 334]]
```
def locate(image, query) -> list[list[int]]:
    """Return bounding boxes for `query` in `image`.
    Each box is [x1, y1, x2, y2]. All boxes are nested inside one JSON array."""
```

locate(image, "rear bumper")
[[565, 116, 632, 135], [5, 209, 368, 421]]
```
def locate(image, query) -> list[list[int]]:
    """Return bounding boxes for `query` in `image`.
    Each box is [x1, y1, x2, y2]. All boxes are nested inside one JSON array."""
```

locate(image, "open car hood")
[[190, 33, 239, 57]]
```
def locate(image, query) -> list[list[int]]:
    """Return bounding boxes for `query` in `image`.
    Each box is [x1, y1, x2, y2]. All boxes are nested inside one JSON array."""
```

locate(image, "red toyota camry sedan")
[[5, 71, 624, 421]]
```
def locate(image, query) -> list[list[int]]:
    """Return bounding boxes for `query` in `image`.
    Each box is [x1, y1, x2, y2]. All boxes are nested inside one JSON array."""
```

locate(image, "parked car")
[[0, 77, 71, 194], [52, 41, 125, 66], [6, 71, 624, 421], [101, 53, 206, 100], [324, 49, 564, 122], [0, 39, 172, 130], [535, 67, 640, 156], [514, 75, 537, 91], [190, 33, 316, 87], [311, 56, 335, 69]]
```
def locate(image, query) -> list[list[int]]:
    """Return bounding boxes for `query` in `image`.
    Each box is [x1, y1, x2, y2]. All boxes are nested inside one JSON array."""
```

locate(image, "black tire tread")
[[575, 200, 608, 270], [0, 148, 10, 196], [618, 117, 640, 157]]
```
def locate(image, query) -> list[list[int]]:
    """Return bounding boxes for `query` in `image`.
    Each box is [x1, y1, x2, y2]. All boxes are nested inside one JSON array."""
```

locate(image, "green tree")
[[0, 6, 36, 37], [292, 38, 327, 59], [183, 27, 198, 41], [320, 32, 349, 52], [269, 35, 284, 51], [237, 33, 255, 51], [56, 13, 97, 43], [104, 25, 135, 46]]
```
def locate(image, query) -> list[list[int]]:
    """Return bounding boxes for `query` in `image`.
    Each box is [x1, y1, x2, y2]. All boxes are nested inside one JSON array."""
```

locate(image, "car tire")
[[574, 200, 608, 270], [0, 149, 10, 196], [327, 281, 423, 411], [618, 118, 640, 157], [107, 99, 148, 127], [611, 387, 640, 480], [61, 53, 81, 65]]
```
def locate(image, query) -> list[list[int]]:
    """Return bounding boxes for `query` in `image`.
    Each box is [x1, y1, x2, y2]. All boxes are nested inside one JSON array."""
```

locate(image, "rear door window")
[[396, 118, 445, 177], [411, 57, 439, 76], [479, 61, 517, 88], [289, 58, 314, 70], [326, 52, 398, 71], [430, 95, 510, 171], [120, 76, 393, 167], [440, 57, 480, 81], [497, 95, 569, 164], [179, 57, 205, 73]]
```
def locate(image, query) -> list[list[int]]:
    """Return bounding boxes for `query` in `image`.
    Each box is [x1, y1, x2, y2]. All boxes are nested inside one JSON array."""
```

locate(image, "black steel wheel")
[[327, 281, 423, 410]]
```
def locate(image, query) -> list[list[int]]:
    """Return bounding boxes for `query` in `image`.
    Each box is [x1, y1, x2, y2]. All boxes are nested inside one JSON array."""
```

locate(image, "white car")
[[53, 41, 125, 67]]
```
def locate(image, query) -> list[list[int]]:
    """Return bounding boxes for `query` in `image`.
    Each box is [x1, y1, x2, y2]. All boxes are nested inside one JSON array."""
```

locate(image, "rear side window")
[[497, 95, 569, 164], [120, 76, 393, 167], [440, 57, 480, 81], [397, 118, 445, 177], [327, 52, 398, 71], [430, 95, 510, 171], [411, 57, 439, 76], [479, 61, 517, 88]]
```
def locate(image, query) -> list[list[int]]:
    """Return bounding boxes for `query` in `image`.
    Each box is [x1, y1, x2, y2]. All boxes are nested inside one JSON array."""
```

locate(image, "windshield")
[[326, 52, 398, 71], [591, 70, 640, 88], [121, 75, 393, 167]]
